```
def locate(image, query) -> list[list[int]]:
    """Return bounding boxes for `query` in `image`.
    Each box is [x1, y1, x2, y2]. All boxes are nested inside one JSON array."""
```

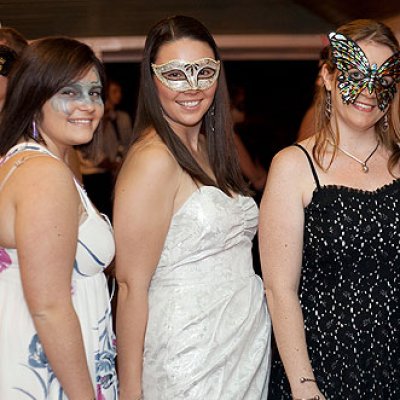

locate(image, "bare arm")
[[259, 147, 325, 400], [14, 157, 95, 400], [114, 143, 180, 400], [233, 133, 267, 191]]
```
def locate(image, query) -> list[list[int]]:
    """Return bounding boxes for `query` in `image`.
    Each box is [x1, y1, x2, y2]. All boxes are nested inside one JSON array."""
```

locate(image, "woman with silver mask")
[[114, 15, 271, 400]]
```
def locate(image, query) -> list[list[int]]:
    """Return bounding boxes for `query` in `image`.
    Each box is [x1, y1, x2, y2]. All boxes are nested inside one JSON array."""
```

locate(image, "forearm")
[[117, 285, 148, 400], [267, 289, 319, 397], [32, 306, 95, 400]]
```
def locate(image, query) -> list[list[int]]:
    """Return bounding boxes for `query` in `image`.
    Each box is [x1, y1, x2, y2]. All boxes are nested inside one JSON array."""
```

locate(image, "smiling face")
[[153, 38, 218, 135], [324, 40, 396, 132], [38, 67, 104, 153]]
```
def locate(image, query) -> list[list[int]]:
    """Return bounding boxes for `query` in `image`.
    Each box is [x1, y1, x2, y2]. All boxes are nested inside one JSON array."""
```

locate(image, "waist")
[[150, 268, 259, 287]]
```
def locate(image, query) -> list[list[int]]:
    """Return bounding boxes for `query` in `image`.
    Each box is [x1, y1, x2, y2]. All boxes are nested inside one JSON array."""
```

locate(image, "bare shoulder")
[[4, 154, 80, 222], [9, 153, 76, 192], [116, 130, 181, 193], [269, 143, 312, 183]]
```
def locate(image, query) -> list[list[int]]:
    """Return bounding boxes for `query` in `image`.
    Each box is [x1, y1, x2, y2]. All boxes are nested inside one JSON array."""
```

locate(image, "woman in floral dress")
[[0, 37, 117, 399]]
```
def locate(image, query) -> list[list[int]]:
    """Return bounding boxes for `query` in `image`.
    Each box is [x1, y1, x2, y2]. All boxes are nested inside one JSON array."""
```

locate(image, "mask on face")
[[328, 31, 400, 111], [151, 57, 220, 92], [0, 46, 17, 77]]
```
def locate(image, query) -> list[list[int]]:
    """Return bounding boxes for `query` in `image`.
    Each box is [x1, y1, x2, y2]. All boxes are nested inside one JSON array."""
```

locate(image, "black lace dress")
[[268, 144, 400, 400]]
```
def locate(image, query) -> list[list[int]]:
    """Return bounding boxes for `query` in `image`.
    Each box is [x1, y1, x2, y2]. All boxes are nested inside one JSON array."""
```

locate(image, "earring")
[[325, 91, 332, 119], [382, 113, 389, 132], [209, 104, 215, 133], [32, 121, 39, 140]]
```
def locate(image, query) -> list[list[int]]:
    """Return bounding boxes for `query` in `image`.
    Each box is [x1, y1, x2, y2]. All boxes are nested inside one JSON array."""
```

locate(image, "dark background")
[[105, 59, 319, 169]]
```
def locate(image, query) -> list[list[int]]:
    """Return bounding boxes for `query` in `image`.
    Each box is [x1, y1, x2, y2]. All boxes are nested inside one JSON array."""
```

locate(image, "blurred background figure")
[[296, 46, 330, 141], [0, 27, 28, 111], [103, 79, 133, 166], [230, 85, 268, 193], [79, 78, 132, 219]]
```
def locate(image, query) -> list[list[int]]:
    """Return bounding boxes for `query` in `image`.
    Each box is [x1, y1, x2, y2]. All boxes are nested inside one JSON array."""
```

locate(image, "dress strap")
[[0, 154, 50, 193], [293, 143, 321, 189]]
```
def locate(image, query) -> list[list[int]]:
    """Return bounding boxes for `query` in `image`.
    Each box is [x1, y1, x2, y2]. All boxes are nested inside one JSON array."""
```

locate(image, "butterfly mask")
[[328, 32, 400, 111], [152, 57, 220, 92]]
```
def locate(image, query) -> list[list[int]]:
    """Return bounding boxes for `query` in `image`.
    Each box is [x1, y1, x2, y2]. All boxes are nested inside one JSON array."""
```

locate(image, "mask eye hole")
[[161, 70, 186, 81], [379, 75, 394, 88], [348, 69, 365, 81], [198, 67, 217, 80]]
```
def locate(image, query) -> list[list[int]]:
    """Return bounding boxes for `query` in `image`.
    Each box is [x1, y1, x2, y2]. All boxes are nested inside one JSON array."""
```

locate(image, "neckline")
[[320, 179, 400, 195], [173, 185, 243, 218], [305, 179, 400, 210], [3, 142, 56, 162]]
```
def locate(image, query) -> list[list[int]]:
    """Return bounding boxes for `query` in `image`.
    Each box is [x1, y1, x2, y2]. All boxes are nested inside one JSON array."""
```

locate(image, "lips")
[[176, 100, 201, 108], [353, 100, 375, 112], [68, 118, 93, 125]]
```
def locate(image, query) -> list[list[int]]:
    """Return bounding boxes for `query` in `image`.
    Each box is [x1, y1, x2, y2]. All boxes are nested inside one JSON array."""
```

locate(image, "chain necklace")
[[330, 141, 380, 173]]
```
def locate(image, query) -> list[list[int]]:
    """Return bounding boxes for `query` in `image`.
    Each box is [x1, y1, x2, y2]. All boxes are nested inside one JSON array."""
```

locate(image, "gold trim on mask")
[[152, 57, 220, 92]]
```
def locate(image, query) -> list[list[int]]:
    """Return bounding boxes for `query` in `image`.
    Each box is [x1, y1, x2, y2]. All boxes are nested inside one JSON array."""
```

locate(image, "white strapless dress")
[[142, 186, 271, 399]]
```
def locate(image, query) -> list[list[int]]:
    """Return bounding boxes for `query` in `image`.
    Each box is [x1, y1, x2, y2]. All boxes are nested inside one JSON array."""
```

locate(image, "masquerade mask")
[[328, 31, 400, 111], [151, 57, 220, 92], [0, 46, 17, 77]]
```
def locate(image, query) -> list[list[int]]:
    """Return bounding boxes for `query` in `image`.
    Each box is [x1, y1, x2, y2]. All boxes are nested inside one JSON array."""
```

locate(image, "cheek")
[[50, 96, 74, 116], [156, 81, 177, 105], [204, 84, 217, 101], [95, 102, 105, 118]]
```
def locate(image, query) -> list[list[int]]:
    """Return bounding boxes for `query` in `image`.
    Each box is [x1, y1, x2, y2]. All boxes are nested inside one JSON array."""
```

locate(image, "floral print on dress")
[[95, 307, 118, 398], [14, 334, 64, 399], [14, 308, 117, 400], [0, 248, 11, 273]]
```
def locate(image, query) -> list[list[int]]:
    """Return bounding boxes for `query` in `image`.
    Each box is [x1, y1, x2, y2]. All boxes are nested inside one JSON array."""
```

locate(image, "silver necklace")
[[331, 141, 380, 173]]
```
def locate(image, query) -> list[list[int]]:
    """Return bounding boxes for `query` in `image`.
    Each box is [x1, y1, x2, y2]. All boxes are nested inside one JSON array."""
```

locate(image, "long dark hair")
[[0, 36, 106, 156], [132, 15, 250, 196]]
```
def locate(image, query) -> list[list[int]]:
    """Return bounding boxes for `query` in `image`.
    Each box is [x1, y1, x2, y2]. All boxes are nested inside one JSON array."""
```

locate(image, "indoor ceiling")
[[1, 0, 400, 61]]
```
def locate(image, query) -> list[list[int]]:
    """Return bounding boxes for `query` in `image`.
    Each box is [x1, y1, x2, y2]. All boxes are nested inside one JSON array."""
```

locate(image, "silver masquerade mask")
[[151, 57, 220, 92]]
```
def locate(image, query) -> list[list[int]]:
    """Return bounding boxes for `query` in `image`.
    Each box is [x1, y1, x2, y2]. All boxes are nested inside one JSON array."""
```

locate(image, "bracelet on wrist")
[[292, 377, 319, 400], [299, 376, 316, 384]]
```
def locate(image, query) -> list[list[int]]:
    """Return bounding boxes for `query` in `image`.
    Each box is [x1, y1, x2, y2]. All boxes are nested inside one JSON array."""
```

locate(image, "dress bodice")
[[0, 142, 115, 280], [152, 185, 258, 286]]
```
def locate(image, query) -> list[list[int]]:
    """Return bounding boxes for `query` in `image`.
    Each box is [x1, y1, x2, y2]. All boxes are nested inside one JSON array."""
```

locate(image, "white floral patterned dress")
[[0, 143, 118, 399]]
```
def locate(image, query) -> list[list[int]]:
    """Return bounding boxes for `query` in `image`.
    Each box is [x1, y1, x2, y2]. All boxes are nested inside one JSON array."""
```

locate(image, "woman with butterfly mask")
[[114, 15, 271, 400], [259, 19, 400, 400]]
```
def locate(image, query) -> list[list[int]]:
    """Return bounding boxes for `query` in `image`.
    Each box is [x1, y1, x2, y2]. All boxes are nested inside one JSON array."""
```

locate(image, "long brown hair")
[[132, 15, 250, 196], [313, 19, 400, 175]]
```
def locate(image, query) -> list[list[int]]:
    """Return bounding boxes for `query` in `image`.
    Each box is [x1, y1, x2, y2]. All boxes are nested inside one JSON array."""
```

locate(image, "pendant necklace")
[[330, 141, 380, 173]]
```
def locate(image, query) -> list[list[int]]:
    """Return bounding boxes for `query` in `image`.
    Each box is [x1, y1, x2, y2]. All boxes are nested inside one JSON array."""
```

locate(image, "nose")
[[77, 96, 96, 111], [362, 86, 376, 99]]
